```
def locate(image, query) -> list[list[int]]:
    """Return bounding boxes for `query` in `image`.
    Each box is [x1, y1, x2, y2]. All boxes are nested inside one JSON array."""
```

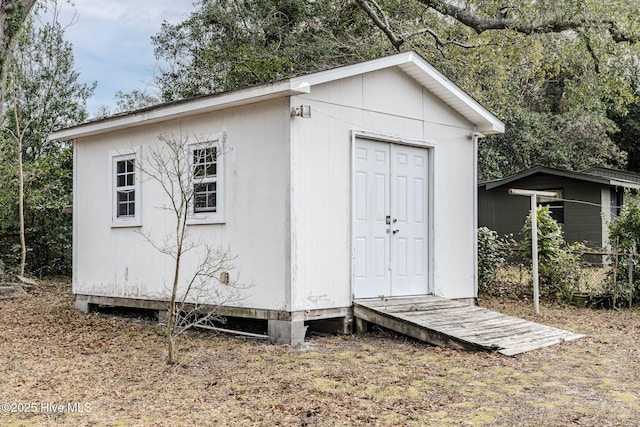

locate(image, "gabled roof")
[[50, 51, 504, 142], [481, 166, 640, 190]]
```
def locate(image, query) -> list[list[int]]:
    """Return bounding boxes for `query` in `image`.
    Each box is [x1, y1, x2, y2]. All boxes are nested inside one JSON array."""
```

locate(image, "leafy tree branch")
[[148, 0, 640, 182], [355, 0, 640, 51]]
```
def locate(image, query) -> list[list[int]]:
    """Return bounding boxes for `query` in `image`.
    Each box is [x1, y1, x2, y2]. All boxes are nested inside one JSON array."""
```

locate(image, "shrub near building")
[[605, 194, 640, 305], [521, 207, 585, 300]]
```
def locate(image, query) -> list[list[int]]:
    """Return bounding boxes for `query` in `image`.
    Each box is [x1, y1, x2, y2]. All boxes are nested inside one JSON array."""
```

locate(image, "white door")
[[353, 139, 429, 298]]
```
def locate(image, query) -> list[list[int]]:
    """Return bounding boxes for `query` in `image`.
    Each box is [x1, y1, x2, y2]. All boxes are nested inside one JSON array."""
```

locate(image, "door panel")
[[353, 140, 391, 297], [391, 144, 428, 295], [353, 139, 429, 298]]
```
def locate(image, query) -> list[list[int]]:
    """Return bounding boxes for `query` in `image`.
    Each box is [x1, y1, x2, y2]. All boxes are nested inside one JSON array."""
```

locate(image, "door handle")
[[392, 229, 399, 234]]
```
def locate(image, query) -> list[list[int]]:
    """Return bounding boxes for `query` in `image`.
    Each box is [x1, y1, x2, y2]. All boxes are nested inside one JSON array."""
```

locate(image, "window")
[[116, 158, 136, 217], [188, 140, 224, 224], [611, 187, 623, 220], [538, 189, 564, 224], [193, 146, 217, 213], [111, 151, 141, 227]]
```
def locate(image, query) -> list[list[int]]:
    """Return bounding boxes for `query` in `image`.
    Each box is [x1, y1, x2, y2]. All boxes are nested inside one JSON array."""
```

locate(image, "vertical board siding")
[[291, 67, 478, 308], [74, 99, 291, 311], [76, 65, 484, 313]]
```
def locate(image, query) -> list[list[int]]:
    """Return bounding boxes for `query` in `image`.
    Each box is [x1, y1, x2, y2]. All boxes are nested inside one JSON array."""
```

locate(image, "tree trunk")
[[0, 1, 37, 68], [166, 223, 186, 365], [166, 255, 179, 364], [0, 1, 37, 110], [12, 91, 26, 277], [17, 130, 25, 277]]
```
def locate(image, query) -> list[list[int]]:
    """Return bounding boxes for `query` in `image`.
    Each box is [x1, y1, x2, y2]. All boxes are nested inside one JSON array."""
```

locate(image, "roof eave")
[[49, 80, 311, 141], [397, 54, 504, 135], [475, 121, 505, 135], [483, 166, 640, 190], [610, 179, 640, 190], [288, 52, 504, 134], [50, 50, 505, 141]]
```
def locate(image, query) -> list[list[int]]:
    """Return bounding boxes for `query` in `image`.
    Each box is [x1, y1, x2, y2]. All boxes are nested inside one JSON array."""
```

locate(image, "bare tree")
[[0, 0, 37, 278], [10, 85, 26, 277], [137, 131, 246, 365]]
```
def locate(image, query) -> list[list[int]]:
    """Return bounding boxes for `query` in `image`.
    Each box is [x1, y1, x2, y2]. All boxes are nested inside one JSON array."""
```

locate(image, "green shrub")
[[605, 194, 640, 304], [539, 242, 586, 299], [521, 207, 563, 265], [477, 227, 514, 295], [521, 207, 584, 299]]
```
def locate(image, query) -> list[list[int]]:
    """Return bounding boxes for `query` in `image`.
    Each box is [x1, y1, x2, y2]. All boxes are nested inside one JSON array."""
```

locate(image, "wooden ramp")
[[354, 295, 584, 356]]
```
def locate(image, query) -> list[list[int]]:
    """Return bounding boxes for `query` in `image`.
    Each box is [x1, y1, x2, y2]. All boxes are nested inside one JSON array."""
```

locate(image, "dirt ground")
[[0, 281, 639, 426]]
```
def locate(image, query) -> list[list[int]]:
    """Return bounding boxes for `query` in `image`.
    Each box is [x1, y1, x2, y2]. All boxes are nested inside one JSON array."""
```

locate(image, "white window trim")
[[110, 149, 142, 228], [187, 138, 225, 225]]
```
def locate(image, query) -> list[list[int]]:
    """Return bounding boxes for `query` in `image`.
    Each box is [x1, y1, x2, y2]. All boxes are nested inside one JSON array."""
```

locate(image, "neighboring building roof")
[[480, 165, 640, 190], [50, 51, 505, 142], [581, 166, 640, 184]]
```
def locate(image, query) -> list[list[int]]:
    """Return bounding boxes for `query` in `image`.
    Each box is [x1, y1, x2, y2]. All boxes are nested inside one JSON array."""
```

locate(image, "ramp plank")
[[354, 296, 583, 356]]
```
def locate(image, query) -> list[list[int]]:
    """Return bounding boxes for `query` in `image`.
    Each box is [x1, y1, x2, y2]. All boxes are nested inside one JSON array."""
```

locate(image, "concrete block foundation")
[[73, 294, 353, 345], [268, 320, 308, 345], [74, 299, 95, 313], [157, 310, 169, 324]]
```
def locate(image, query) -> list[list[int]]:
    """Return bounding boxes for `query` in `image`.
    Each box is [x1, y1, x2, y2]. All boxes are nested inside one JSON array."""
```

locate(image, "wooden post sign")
[[508, 189, 558, 315]]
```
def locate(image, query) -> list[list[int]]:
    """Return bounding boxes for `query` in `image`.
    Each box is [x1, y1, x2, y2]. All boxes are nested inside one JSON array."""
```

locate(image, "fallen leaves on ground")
[[0, 282, 638, 426]]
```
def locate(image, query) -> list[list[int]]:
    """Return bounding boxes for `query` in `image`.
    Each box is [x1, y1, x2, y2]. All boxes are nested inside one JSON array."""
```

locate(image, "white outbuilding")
[[50, 51, 504, 344]]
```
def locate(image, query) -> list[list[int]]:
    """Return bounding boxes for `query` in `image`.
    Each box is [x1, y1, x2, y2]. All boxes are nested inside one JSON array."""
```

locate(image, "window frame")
[[187, 139, 225, 225], [611, 187, 624, 220], [111, 150, 142, 228]]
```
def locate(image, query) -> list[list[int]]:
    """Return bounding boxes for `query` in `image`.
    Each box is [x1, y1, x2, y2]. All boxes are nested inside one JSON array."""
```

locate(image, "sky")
[[45, 0, 195, 116]]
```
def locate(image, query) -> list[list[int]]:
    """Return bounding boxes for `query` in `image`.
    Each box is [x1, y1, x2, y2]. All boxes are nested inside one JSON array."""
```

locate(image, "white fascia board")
[[51, 50, 504, 140], [290, 51, 505, 135], [289, 51, 416, 88], [49, 80, 311, 141], [610, 179, 640, 190], [398, 55, 505, 134]]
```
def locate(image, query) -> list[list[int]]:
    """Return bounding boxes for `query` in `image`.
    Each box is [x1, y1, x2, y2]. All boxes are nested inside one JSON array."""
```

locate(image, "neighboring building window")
[[538, 189, 564, 224], [188, 139, 224, 224], [611, 187, 624, 220], [111, 151, 141, 227]]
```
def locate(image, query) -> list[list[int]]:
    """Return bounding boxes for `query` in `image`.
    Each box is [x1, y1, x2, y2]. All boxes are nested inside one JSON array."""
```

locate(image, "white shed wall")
[[74, 65, 485, 314], [73, 99, 292, 311], [290, 67, 478, 308]]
